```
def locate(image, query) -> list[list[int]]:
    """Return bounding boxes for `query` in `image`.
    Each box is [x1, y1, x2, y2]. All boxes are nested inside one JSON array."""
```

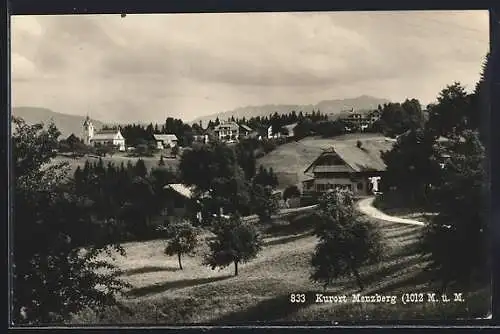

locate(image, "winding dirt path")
[[357, 197, 426, 226]]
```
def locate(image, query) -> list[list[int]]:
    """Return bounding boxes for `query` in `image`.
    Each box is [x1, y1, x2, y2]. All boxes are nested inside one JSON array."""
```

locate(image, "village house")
[[162, 183, 195, 219], [83, 116, 126, 151], [213, 121, 254, 142], [153, 134, 178, 149], [281, 123, 298, 138], [191, 121, 213, 144], [267, 125, 282, 139], [336, 108, 381, 131], [193, 134, 210, 144], [301, 140, 393, 197], [163, 183, 225, 223], [239, 124, 253, 138]]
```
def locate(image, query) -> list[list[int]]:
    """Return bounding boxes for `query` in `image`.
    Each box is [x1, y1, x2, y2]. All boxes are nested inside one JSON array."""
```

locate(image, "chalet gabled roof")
[[163, 183, 194, 199], [304, 140, 394, 174]]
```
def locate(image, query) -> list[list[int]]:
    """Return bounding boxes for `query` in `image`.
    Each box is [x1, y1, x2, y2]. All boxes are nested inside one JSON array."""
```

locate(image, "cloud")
[[10, 11, 489, 122]]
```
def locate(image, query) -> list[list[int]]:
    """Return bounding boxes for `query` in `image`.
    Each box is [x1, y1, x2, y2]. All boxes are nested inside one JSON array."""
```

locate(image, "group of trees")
[[12, 118, 132, 324], [292, 99, 426, 140], [379, 55, 489, 293], [179, 141, 280, 224], [376, 99, 426, 137], [206, 109, 327, 133], [71, 158, 179, 242], [12, 114, 265, 324], [159, 214, 263, 277]]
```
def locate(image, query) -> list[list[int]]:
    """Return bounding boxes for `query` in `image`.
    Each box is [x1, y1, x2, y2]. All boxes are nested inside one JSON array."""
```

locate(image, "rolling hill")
[[257, 133, 394, 190], [192, 95, 390, 125], [12, 107, 105, 139]]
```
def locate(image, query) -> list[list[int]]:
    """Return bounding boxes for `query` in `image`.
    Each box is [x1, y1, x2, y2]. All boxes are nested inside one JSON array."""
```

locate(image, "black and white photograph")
[[10, 10, 491, 325]]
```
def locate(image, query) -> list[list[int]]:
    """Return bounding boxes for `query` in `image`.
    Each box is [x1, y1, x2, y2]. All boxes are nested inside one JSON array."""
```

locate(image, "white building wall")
[[313, 176, 369, 196]]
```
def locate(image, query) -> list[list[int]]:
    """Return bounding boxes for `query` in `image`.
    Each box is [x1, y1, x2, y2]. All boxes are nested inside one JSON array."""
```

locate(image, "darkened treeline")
[[379, 54, 490, 295]]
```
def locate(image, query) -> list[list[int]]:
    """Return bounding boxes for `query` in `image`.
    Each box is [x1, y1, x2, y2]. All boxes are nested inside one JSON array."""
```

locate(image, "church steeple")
[[83, 114, 94, 145], [83, 114, 91, 126]]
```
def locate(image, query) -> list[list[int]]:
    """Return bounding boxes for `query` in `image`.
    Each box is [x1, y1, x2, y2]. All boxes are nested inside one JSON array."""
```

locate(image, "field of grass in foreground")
[[69, 212, 490, 324]]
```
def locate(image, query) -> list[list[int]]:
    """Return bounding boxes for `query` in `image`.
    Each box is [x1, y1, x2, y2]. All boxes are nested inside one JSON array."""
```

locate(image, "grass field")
[[69, 209, 490, 324], [257, 133, 391, 189], [51, 153, 179, 177]]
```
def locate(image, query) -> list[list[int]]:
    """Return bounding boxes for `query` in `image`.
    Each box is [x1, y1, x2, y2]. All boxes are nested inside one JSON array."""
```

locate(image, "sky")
[[11, 10, 489, 123]]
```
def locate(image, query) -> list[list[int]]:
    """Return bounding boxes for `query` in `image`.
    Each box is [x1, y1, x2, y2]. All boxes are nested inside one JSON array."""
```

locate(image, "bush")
[[283, 185, 301, 202]]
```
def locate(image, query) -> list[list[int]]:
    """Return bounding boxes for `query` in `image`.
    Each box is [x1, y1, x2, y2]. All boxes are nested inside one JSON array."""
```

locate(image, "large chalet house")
[[302, 140, 394, 197], [83, 116, 126, 151], [335, 108, 382, 131], [213, 121, 254, 142]]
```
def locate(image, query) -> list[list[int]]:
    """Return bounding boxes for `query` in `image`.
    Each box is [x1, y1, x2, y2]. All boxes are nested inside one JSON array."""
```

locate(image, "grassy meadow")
[[69, 210, 490, 324]]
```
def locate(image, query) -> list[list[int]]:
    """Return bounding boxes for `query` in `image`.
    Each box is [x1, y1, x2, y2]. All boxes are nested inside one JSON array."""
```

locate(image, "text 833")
[[290, 293, 306, 303]]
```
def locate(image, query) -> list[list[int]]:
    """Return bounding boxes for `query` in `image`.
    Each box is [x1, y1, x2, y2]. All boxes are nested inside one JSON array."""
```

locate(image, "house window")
[[357, 182, 363, 190], [316, 184, 327, 192]]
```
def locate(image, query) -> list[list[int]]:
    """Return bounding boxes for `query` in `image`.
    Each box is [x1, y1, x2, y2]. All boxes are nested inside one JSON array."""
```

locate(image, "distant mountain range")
[[12, 107, 104, 139], [191, 95, 391, 125]]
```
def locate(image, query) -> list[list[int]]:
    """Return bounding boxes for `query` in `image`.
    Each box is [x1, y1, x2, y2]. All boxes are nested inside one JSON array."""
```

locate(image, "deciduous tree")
[[204, 215, 263, 276], [311, 190, 384, 291], [163, 220, 199, 270]]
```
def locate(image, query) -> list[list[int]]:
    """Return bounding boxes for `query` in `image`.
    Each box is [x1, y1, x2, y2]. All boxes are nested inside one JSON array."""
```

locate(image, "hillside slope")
[[69, 212, 488, 324], [257, 133, 393, 189]]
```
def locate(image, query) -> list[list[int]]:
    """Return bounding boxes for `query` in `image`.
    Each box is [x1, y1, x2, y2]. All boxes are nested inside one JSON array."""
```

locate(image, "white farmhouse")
[[153, 134, 178, 149]]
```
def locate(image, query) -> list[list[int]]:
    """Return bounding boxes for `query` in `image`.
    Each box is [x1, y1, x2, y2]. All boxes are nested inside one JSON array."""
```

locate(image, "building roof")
[[283, 123, 298, 132], [214, 121, 239, 131], [153, 134, 178, 142], [91, 129, 122, 141], [333, 109, 376, 121], [304, 139, 394, 174], [163, 183, 212, 200], [239, 124, 253, 132], [163, 183, 194, 199]]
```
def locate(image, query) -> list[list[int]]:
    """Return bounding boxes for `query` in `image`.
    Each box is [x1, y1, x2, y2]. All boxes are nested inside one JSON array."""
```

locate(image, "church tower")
[[83, 115, 94, 145]]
